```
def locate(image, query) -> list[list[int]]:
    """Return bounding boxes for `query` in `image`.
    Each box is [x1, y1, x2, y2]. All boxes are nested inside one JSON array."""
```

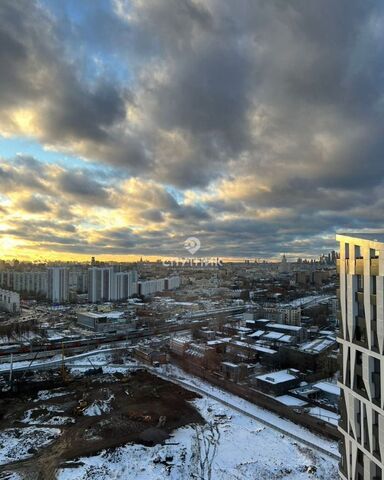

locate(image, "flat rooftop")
[[313, 381, 340, 396], [267, 323, 303, 332], [256, 370, 297, 384], [336, 232, 384, 244], [78, 311, 125, 319]]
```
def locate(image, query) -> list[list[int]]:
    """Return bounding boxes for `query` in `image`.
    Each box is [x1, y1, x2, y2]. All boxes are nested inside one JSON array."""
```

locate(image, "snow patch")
[[0, 427, 61, 466]]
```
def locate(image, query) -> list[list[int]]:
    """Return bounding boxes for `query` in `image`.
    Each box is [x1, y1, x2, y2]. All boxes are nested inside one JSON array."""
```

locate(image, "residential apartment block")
[[47, 267, 69, 304], [337, 233, 384, 480], [0, 271, 47, 296], [88, 267, 138, 303]]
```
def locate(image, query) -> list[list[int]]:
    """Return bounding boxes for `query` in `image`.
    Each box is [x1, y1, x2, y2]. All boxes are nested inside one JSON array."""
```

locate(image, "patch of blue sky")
[[0, 136, 135, 185], [165, 186, 184, 204], [0, 136, 86, 168], [41, 0, 137, 87]]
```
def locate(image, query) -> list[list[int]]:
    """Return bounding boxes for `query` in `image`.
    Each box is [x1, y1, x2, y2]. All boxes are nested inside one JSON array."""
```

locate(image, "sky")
[[0, 0, 383, 261]]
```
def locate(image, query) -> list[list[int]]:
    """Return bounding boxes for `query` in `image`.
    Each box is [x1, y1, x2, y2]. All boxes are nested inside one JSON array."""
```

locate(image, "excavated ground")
[[0, 369, 203, 480]]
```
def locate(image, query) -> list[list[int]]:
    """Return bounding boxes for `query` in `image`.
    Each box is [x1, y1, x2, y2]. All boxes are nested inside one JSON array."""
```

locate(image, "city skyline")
[[1, 1, 384, 261]]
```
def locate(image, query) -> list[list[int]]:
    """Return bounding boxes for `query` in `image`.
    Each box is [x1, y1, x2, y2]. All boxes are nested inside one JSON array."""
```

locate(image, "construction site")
[[0, 368, 204, 479]]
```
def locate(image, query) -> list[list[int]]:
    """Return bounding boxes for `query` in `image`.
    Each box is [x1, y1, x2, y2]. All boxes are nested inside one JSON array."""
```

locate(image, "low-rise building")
[[170, 337, 191, 356], [279, 336, 337, 374], [221, 362, 249, 382], [266, 322, 307, 343], [0, 288, 20, 313], [227, 340, 279, 366], [77, 311, 135, 333], [134, 346, 167, 365], [253, 369, 301, 395]]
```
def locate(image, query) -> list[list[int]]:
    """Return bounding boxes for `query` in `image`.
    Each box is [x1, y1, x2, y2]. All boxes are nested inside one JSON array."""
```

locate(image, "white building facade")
[[337, 233, 384, 480], [0, 288, 20, 313], [88, 267, 138, 303], [88, 267, 113, 303], [47, 267, 69, 304], [0, 271, 47, 296], [166, 276, 181, 290], [113, 271, 138, 300], [13, 271, 47, 296]]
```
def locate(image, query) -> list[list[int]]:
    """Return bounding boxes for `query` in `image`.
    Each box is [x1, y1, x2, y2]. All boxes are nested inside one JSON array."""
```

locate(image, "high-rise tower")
[[337, 233, 384, 480]]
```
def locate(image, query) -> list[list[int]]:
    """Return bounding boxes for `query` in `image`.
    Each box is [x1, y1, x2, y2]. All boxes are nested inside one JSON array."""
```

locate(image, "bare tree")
[[191, 422, 221, 480]]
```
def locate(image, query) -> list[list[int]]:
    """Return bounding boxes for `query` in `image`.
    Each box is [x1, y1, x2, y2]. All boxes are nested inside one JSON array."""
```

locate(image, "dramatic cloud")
[[1, 0, 384, 259]]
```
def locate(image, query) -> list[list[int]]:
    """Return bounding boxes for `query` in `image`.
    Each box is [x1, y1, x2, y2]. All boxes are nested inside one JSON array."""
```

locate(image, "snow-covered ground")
[[0, 348, 122, 372], [153, 364, 339, 458], [0, 360, 339, 478], [0, 472, 23, 480], [285, 295, 335, 308], [0, 427, 61, 466], [57, 393, 338, 480], [83, 394, 114, 416], [21, 405, 75, 426], [34, 389, 71, 402], [308, 407, 339, 426]]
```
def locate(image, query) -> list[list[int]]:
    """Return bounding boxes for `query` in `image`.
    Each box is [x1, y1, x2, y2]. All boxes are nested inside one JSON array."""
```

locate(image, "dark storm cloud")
[[1, 218, 82, 247], [57, 170, 114, 206], [18, 196, 51, 213], [0, 156, 48, 193], [142, 209, 164, 223], [2, 0, 384, 256], [170, 204, 211, 222], [0, 0, 150, 171], [94, 227, 138, 249], [41, 82, 126, 143]]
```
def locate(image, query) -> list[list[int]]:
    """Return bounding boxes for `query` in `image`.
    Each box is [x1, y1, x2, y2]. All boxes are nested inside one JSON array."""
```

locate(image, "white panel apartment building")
[[0, 271, 12, 290], [88, 267, 113, 303], [13, 271, 47, 296], [166, 276, 181, 290], [0, 288, 20, 313], [0, 271, 47, 296], [138, 276, 181, 296], [69, 270, 88, 293], [88, 268, 180, 302], [88, 268, 138, 303], [47, 267, 69, 304], [138, 278, 165, 296], [337, 233, 384, 480], [113, 271, 138, 301]]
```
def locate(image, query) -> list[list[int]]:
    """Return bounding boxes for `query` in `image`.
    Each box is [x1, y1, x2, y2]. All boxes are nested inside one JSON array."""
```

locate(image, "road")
[[0, 346, 133, 375]]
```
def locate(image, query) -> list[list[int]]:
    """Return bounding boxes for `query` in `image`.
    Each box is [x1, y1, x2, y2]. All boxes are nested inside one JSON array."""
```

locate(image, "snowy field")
[[0, 427, 61, 466], [153, 364, 339, 457], [56, 363, 339, 479], [0, 359, 339, 479], [57, 393, 338, 480]]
